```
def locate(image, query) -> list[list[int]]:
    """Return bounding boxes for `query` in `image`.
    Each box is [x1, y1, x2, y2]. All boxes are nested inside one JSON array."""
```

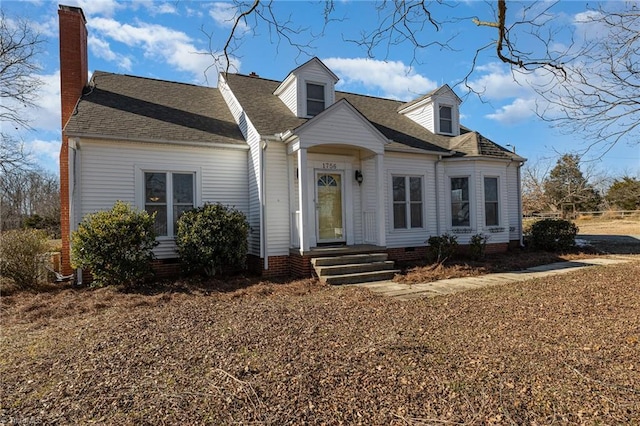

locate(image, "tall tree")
[[535, 4, 640, 155], [605, 177, 640, 211], [543, 154, 601, 215], [0, 9, 45, 130]]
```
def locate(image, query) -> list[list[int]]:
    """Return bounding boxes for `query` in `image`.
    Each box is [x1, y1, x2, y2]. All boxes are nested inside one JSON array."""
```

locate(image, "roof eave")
[[65, 132, 250, 150]]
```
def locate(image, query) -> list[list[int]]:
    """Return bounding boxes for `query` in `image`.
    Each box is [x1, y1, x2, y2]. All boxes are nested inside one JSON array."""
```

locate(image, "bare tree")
[[521, 160, 552, 215], [535, 3, 640, 155], [0, 134, 32, 176], [0, 9, 45, 130], [0, 167, 60, 235], [210, 1, 637, 153]]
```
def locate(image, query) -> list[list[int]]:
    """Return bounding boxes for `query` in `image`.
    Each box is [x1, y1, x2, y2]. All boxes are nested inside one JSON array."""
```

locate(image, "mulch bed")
[[1, 260, 639, 424], [394, 247, 600, 284]]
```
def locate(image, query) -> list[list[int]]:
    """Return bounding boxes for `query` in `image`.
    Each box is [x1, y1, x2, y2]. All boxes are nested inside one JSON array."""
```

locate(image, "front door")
[[316, 171, 345, 244]]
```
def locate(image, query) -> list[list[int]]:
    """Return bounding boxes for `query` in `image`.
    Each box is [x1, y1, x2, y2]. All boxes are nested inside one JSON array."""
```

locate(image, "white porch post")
[[375, 153, 386, 246], [297, 147, 310, 251]]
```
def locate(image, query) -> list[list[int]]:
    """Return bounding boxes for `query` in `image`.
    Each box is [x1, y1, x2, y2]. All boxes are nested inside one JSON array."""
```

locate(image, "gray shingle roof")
[[64, 71, 246, 146], [65, 70, 521, 160], [224, 73, 520, 159]]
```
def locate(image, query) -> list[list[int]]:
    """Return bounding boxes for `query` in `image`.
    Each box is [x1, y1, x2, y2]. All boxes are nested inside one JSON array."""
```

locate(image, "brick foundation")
[[386, 246, 429, 263], [248, 254, 291, 278], [151, 259, 182, 280], [290, 252, 314, 278]]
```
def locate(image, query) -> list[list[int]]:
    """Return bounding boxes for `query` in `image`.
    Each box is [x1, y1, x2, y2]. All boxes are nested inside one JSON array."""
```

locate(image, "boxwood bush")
[[526, 218, 578, 251], [176, 203, 249, 277], [71, 201, 157, 287]]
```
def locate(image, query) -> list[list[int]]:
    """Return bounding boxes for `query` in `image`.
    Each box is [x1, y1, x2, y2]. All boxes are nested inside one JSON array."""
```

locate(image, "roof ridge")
[[91, 70, 216, 89]]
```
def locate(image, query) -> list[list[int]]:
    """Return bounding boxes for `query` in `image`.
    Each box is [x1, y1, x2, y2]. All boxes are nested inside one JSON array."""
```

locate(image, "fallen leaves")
[[1, 262, 639, 424]]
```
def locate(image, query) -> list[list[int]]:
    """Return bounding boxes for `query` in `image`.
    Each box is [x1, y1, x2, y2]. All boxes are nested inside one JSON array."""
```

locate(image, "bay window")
[[451, 177, 470, 227], [484, 177, 499, 226]]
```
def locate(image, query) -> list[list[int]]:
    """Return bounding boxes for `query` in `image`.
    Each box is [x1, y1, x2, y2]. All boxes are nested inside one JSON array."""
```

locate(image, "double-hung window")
[[450, 177, 470, 227], [439, 105, 453, 134], [392, 175, 423, 229], [484, 177, 499, 226], [306, 83, 325, 117], [144, 172, 195, 237]]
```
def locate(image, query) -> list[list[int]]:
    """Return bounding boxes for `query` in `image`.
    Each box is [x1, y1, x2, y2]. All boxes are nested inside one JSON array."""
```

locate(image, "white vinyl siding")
[[296, 102, 386, 155], [219, 74, 262, 256], [275, 76, 298, 116], [265, 142, 291, 256], [385, 152, 437, 248], [78, 138, 248, 259], [507, 164, 521, 241], [402, 103, 436, 133]]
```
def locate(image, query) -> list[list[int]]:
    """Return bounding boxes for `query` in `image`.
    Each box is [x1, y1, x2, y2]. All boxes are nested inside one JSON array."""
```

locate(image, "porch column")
[[297, 148, 310, 251], [375, 153, 386, 246]]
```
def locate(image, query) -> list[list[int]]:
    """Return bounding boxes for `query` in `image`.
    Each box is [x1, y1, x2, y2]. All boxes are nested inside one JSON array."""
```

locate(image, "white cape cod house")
[[58, 5, 525, 280]]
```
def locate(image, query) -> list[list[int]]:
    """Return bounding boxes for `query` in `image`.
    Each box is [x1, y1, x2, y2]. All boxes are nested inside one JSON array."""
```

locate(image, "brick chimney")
[[59, 5, 88, 275]]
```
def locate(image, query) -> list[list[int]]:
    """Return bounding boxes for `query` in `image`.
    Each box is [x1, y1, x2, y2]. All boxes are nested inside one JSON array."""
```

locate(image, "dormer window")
[[439, 105, 453, 134], [306, 83, 325, 117]]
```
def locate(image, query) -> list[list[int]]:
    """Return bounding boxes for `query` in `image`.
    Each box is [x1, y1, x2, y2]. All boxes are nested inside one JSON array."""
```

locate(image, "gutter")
[[63, 132, 250, 151]]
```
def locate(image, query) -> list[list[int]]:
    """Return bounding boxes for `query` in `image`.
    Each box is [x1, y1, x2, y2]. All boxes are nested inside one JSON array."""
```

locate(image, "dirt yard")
[[2, 261, 639, 424]]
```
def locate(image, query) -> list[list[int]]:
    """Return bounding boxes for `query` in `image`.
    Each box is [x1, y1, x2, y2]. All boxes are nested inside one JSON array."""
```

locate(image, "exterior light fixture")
[[355, 170, 364, 185]]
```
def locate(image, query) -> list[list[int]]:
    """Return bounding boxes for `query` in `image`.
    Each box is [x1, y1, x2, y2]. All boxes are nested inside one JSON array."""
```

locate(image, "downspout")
[[517, 161, 525, 247], [260, 138, 269, 271], [434, 155, 442, 236], [69, 138, 82, 286]]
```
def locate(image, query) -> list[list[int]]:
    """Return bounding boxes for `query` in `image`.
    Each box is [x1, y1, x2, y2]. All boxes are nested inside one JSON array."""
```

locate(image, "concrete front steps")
[[311, 253, 400, 285]]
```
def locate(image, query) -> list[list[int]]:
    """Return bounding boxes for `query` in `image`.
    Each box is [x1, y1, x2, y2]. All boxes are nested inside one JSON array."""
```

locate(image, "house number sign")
[[322, 162, 338, 170]]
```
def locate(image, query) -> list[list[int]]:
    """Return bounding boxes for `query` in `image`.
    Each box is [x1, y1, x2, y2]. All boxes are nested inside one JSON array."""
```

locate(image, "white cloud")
[[64, 0, 124, 17], [322, 57, 437, 101], [209, 3, 249, 31], [88, 36, 133, 71], [7, 71, 62, 134], [88, 17, 230, 83], [27, 139, 60, 171], [485, 98, 536, 124], [468, 63, 534, 100], [133, 1, 178, 15]]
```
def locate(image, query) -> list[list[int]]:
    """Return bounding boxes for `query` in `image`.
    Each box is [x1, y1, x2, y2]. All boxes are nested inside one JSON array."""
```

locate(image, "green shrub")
[[0, 229, 50, 289], [426, 233, 458, 264], [469, 233, 489, 260], [526, 218, 578, 251], [71, 201, 157, 287], [176, 203, 249, 277]]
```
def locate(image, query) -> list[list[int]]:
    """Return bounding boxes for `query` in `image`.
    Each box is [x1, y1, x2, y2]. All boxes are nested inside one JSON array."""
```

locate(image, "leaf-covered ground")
[[2, 261, 639, 424]]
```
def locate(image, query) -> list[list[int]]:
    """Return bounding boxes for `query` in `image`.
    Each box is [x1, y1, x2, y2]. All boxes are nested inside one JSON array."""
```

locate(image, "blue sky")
[[3, 0, 639, 177]]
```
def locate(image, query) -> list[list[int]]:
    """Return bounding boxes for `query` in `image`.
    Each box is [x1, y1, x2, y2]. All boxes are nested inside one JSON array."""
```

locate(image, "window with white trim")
[[144, 172, 194, 237], [392, 175, 423, 229], [484, 177, 499, 226], [439, 105, 453, 134], [450, 177, 470, 227], [306, 82, 325, 116]]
